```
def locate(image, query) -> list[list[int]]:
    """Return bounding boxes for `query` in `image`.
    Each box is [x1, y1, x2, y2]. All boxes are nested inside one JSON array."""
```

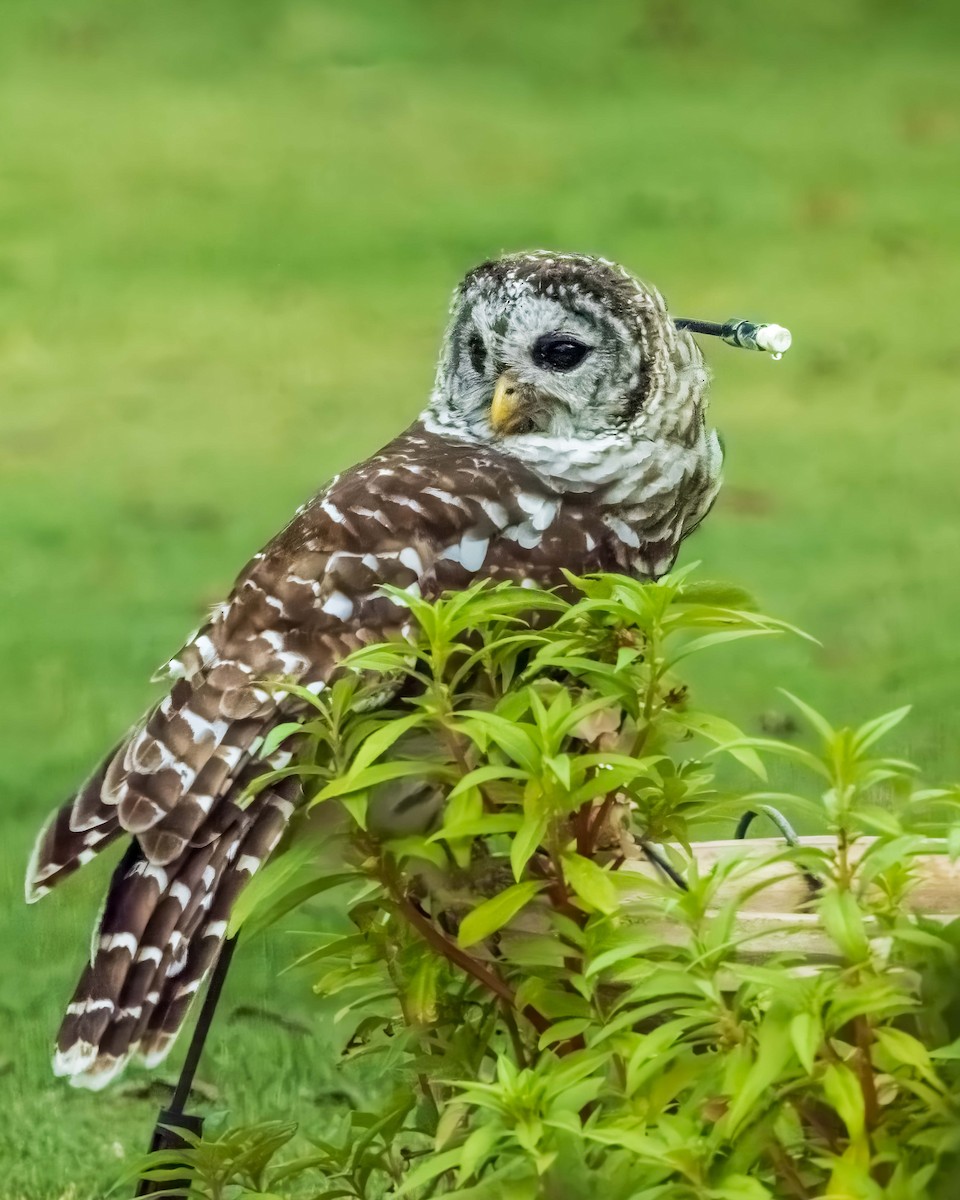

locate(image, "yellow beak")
[[490, 370, 521, 434]]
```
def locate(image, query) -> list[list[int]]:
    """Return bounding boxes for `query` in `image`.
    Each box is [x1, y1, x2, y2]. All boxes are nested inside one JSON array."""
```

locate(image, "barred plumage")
[[27, 251, 724, 1088]]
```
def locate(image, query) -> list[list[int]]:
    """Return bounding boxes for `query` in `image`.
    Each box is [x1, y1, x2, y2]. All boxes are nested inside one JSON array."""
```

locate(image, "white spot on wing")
[[505, 522, 542, 550], [179, 709, 229, 743], [320, 500, 346, 525], [480, 498, 509, 527], [321, 591, 354, 621], [458, 534, 489, 573], [602, 515, 641, 549], [398, 547, 424, 575], [190, 792, 215, 815]]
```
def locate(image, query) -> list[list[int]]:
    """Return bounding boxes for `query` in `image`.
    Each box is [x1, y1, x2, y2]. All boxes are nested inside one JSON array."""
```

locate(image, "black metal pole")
[[135, 935, 239, 1197]]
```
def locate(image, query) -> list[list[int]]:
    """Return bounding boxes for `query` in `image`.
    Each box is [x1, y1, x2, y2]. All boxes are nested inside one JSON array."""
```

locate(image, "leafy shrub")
[[137, 571, 960, 1199]]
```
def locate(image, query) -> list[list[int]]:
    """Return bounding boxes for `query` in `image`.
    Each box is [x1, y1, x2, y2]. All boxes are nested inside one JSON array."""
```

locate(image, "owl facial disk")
[[444, 292, 619, 440], [425, 252, 712, 455]]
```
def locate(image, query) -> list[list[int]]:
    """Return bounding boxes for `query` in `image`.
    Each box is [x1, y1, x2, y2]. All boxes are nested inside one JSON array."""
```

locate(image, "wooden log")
[[620, 836, 959, 963]]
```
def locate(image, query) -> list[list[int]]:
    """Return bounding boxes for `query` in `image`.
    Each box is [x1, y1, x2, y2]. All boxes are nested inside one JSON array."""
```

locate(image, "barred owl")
[[27, 251, 723, 1087]]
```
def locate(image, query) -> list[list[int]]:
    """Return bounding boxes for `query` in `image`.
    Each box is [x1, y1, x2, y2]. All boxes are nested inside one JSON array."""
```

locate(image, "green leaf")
[[259, 721, 305, 759], [675, 711, 767, 779], [407, 957, 439, 1024], [584, 933, 664, 978], [722, 1010, 794, 1136], [239, 872, 362, 939], [669, 628, 778, 666], [340, 790, 368, 828], [673, 581, 758, 610], [930, 1035, 960, 1061], [874, 1026, 932, 1073], [778, 689, 835, 741], [311, 760, 451, 804], [395, 1146, 464, 1195], [538, 1017, 591, 1049], [261, 680, 332, 712], [822, 1062, 866, 1139], [561, 852, 619, 915], [543, 753, 572, 791], [384, 835, 447, 868], [854, 805, 904, 837], [458, 881, 546, 948], [457, 1123, 502, 1183], [708, 1177, 774, 1200], [713, 737, 832, 781], [344, 713, 426, 777], [225, 844, 309, 923], [431, 814, 522, 841], [446, 764, 529, 799], [789, 1011, 822, 1075], [578, 1124, 666, 1160], [818, 887, 870, 962], [457, 711, 540, 773], [853, 705, 912, 754], [511, 808, 549, 881]]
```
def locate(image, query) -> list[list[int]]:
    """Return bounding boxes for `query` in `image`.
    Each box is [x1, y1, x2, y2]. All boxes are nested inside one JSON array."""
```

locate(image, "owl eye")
[[531, 333, 591, 372], [467, 331, 487, 376]]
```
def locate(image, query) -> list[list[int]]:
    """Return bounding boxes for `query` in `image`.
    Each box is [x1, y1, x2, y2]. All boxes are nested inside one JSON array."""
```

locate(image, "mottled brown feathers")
[[30, 424, 671, 1088]]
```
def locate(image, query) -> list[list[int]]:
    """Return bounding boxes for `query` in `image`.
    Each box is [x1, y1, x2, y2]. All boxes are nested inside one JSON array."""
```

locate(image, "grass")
[[1, 0, 958, 1194]]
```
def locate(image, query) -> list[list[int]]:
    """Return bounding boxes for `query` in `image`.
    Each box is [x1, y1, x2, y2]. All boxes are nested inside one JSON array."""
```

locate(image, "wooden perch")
[[621, 836, 960, 963]]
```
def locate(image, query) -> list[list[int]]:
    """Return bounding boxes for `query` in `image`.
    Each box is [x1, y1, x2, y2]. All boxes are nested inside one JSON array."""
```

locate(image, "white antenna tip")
[[755, 324, 792, 355]]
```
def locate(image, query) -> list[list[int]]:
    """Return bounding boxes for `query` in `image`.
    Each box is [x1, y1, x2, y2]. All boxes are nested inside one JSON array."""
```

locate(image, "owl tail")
[[49, 771, 299, 1090], [26, 748, 127, 900], [25, 637, 308, 1087]]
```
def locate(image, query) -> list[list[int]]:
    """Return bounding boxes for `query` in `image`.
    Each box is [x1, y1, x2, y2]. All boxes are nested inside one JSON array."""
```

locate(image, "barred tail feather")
[[139, 777, 299, 1067], [26, 750, 125, 902], [28, 591, 319, 1088], [54, 776, 299, 1090]]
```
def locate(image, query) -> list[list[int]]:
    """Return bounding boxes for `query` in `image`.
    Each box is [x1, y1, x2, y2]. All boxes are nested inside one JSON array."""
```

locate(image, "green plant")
[[136, 572, 960, 1199]]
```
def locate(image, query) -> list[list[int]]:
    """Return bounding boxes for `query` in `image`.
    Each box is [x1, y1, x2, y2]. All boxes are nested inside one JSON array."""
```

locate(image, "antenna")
[[675, 317, 792, 357]]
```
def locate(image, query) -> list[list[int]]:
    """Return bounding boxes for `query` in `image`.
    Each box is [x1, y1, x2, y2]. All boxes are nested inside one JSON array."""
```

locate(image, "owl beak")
[[490, 370, 524, 435]]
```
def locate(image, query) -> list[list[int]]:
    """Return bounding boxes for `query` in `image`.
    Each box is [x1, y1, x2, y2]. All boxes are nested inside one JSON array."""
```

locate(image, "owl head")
[[424, 251, 713, 459]]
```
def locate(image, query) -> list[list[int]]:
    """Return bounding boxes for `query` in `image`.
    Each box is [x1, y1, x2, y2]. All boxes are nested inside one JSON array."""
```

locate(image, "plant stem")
[[852, 1014, 880, 1131], [767, 1140, 811, 1199], [395, 894, 549, 1035], [584, 791, 617, 855], [501, 1004, 529, 1068]]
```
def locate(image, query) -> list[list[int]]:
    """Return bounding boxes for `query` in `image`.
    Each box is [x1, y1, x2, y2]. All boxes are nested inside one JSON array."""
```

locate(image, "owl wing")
[[27, 423, 634, 1088]]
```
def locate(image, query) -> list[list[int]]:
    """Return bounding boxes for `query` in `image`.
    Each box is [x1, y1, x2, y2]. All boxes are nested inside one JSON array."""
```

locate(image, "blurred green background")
[[1, 0, 958, 1194]]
